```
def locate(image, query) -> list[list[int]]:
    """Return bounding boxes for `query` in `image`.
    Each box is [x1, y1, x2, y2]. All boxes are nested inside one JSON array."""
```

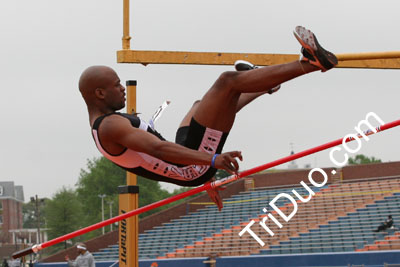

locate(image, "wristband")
[[211, 154, 219, 168]]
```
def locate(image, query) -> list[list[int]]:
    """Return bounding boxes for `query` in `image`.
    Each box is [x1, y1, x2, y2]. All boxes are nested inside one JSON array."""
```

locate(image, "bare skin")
[[190, 61, 316, 132], [79, 61, 317, 175], [178, 89, 279, 128]]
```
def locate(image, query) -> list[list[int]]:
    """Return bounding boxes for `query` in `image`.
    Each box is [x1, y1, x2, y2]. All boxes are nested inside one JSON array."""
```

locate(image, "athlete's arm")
[[100, 115, 242, 174]]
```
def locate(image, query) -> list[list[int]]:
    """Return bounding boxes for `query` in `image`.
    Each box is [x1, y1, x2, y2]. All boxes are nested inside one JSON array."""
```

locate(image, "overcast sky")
[[1, 0, 399, 200]]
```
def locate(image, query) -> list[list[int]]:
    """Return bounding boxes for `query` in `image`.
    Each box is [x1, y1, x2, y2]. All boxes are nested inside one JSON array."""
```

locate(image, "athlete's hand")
[[214, 151, 242, 174]]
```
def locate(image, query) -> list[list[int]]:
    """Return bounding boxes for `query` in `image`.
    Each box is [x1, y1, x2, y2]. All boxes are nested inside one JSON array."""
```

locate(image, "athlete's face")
[[102, 69, 126, 111]]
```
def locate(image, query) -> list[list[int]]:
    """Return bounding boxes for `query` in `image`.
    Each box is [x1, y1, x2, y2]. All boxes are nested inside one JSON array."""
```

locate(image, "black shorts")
[[174, 118, 229, 186]]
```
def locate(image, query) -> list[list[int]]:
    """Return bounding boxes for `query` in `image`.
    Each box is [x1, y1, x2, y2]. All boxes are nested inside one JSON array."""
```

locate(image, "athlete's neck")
[[88, 106, 117, 127]]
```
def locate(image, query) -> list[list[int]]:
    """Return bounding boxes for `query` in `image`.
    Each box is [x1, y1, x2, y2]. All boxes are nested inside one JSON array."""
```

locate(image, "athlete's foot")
[[234, 60, 281, 94], [205, 178, 225, 211], [293, 26, 338, 72]]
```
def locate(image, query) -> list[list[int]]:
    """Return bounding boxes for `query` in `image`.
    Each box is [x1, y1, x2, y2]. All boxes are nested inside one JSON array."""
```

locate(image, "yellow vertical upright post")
[[118, 80, 139, 267], [122, 0, 131, 50]]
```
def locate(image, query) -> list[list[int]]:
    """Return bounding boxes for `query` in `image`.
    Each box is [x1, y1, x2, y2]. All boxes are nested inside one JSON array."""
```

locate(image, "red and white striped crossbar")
[[12, 118, 400, 259]]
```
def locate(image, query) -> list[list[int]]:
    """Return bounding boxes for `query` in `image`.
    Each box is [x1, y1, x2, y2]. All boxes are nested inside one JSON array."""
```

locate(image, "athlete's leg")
[[179, 91, 270, 128], [236, 86, 281, 112], [179, 100, 201, 128], [192, 26, 337, 132], [234, 61, 281, 113], [179, 58, 283, 128], [192, 60, 315, 132]]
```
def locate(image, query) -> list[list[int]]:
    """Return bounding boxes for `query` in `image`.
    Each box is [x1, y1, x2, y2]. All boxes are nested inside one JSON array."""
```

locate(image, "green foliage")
[[74, 157, 185, 232], [22, 199, 47, 229], [75, 157, 125, 238], [43, 155, 218, 255], [42, 156, 214, 256], [348, 154, 382, 165], [136, 176, 171, 218], [215, 169, 230, 179], [44, 187, 83, 253]]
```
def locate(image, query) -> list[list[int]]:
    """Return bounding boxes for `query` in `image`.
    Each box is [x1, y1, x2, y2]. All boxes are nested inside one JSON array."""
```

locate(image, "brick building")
[[0, 181, 24, 244]]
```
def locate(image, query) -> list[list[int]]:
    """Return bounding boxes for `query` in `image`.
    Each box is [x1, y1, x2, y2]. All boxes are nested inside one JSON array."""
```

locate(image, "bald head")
[[79, 66, 126, 114], [79, 65, 116, 97]]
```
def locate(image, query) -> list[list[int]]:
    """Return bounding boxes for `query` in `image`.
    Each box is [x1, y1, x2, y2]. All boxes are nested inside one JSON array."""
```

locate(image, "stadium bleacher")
[[91, 176, 400, 261]]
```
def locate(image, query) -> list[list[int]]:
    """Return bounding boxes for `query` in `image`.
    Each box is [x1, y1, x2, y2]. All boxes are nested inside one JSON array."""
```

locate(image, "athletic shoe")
[[293, 26, 338, 72], [234, 60, 280, 94], [234, 60, 258, 71]]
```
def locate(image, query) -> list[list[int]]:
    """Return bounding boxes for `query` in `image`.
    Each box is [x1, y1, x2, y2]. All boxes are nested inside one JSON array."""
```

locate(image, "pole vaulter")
[[12, 118, 400, 259]]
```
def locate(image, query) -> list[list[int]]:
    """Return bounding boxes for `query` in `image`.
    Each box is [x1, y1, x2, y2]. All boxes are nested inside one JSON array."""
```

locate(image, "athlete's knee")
[[192, 100, 201, 106], [215, 71, 240, 91], [189, 100, 201, 111]]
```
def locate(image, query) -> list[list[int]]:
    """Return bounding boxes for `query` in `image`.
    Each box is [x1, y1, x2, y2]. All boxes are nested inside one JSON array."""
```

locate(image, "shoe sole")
[[268, 85, 281, 94], [234, 60, 256, 71], [293, 26, 338, 70]]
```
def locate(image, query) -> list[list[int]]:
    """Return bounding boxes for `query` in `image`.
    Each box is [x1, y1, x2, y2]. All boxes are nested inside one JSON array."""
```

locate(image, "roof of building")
[[0, 181, 24, 202]]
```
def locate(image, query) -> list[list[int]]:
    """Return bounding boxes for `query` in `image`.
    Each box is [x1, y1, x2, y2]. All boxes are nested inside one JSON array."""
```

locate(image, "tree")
[[215, 169, 230, 179], [348, 154, 382, 165], [23, 199, 47, 229], [76, 157, 125, 237], [75, 157, 181, 234], [45, 187, 83, 253], [41, 155, 221, 255]]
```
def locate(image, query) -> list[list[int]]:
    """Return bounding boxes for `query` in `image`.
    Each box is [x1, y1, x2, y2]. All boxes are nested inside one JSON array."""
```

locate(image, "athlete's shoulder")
[[92, 112, 118, 126], [93, 113, 129, 135], [101, 112, 131, 127]]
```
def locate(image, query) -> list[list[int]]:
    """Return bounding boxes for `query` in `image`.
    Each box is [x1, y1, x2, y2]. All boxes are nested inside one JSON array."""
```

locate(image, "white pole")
[[102, 198, 104, 234], [98, 194, 106, 235], [108, 201, 114, 232]]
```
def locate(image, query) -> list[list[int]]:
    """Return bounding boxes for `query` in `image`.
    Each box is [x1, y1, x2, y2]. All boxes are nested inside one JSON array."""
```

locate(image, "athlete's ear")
[[94, 88, 106, 99]]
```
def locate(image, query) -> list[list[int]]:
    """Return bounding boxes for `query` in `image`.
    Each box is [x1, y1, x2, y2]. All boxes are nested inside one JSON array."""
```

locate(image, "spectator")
[[374, 215, 394, 232], [7, 259, 20, 267], [65, 243, 95, 267], [2, 259, 9, 267]]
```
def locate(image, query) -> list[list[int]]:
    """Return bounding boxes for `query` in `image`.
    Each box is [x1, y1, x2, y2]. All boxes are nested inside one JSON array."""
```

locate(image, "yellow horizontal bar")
[[117, 50, 298, 66], [337, 51, 400, 61], [117, 50, 400, 69]]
